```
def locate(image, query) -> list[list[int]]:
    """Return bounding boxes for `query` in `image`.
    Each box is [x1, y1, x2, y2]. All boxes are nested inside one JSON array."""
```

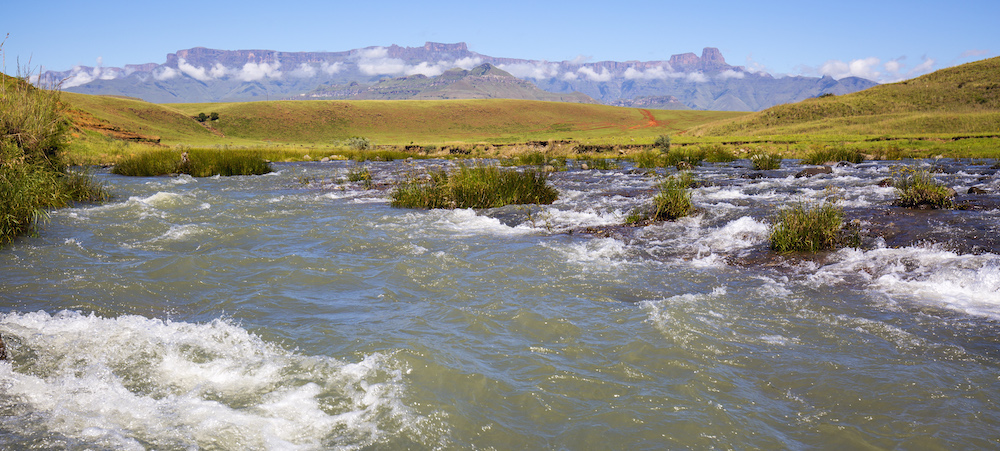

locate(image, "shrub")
[[770, 201, 851, 253], [344, 136, 372, 151], [196, 112, 208, 122], [654, 134, 672, 153], [390, 163, 558, 209], [892, 167, 954, 209], [750, 151, 782, 170]]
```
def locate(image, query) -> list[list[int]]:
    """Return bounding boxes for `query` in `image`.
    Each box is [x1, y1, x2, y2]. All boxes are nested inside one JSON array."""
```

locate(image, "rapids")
[[2, 158, 999, 449]]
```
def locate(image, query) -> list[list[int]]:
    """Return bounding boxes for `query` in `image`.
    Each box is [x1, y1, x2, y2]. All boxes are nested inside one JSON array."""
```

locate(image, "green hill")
[[692, 57, 1000, 137], [302, 63, 597, 104], [56, 91, 745, 155]]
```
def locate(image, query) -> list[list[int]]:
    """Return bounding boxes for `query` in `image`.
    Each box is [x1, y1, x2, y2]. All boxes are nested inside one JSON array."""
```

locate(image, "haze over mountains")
[[38, 42, 878, 111]]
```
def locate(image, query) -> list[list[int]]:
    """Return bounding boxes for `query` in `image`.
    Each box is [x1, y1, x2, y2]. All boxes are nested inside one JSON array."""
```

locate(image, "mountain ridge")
[[37, 42, 878, 111]]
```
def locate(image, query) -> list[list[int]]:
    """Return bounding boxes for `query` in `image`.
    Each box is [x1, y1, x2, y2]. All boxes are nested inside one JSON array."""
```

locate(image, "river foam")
[[0, 311, 438, 450]]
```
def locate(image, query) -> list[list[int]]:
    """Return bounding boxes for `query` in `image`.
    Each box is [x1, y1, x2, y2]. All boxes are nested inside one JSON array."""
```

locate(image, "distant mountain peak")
[[38, 43, 878, 111]]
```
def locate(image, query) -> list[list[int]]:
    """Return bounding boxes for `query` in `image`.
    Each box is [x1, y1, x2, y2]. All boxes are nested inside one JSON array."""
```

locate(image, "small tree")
[[654, 134, 672, 154], [209, 112, 219, 121], [196, 112, 208, 122]]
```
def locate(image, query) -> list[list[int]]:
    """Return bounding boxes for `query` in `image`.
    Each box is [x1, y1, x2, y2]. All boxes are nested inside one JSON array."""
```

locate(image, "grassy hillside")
[[692, 57, 1000, 137], [164, 99, 744, 145]]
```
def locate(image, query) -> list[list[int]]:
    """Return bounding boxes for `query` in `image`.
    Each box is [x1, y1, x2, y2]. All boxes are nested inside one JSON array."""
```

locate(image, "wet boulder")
[[0, 334, 6, 360], [968, 186, 989, 194], [795, 166, 833, 178], [877, 178, 894, 187]]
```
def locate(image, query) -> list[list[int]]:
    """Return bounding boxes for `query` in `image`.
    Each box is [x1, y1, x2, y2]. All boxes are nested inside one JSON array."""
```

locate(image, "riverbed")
[[2, 158, 999, 449]]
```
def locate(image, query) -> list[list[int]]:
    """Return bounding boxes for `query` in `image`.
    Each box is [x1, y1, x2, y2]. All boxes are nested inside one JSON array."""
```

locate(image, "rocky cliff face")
[[41, 42, 878, 110]]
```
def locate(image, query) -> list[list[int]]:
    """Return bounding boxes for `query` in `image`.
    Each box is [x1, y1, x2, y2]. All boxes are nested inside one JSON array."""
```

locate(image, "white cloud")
[[817, 57, 882, 80], [153, 66, 179, 81], [405, 61, 445, 77], [576, 66, 613, 82], [561, 71, 579, 81], [209, 63, 228, 79], [321, 61, 343, 75], [498, 62, 560, 79], [177, 58, 212, 82], [685, 72, 709, 83], [237, 61, 282, 81], [623, 65, 670, 80], [453, 57, 483, 70], [566, 55, 591, 65], [718, 69, 745, 80], [290, 63, 317, 78], [881, 56, 937, 82]]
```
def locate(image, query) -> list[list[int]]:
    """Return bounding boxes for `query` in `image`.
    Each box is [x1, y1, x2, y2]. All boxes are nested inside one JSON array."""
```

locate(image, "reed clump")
[[390, 163, 558, 209], [770, 201, 855, 253], [750, 151, 782, 170], [111, 149, 272, 177], [892, 166, 954, 209], [801, 146, 865, 165], [626, 172, 693, 223], [1, 65, 110, 244]]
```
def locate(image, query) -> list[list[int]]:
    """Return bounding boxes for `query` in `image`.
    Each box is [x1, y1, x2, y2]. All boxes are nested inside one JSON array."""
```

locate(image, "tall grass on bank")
[[770, 201, 855, 253], [1, 56, 110, 243], [801, 146, 865, 165], [626, 172, 694, 223], [390, 163, 558, 209], [112, 149, 272, 177], [892, 166, 954, 209]]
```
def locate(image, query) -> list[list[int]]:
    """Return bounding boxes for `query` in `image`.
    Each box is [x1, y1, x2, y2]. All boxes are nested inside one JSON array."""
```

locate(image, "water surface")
[[2, 159, 999, 449]]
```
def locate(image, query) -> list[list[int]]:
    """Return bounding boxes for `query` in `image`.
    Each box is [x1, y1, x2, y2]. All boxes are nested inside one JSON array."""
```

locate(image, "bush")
[[343, 136, 372, 151], [390, 163, 558, 209], [750, 151, 782, 170], [654, 134, 672, 153], [770, 201, 852, 253], [892, 167, 954, 209]]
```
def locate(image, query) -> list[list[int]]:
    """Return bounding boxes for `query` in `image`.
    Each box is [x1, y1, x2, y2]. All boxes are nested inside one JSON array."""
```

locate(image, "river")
[[2, 158, 999, 449]]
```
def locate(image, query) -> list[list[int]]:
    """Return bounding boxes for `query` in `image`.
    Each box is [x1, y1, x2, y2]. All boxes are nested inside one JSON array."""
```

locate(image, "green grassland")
[[164, 99, 743, 145], [688, 57, 1000, 158], [52, 56, 1000, 163]]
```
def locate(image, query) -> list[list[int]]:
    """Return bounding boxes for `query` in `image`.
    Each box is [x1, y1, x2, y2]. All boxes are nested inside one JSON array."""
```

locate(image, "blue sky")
[[1, 0, 996, 83]]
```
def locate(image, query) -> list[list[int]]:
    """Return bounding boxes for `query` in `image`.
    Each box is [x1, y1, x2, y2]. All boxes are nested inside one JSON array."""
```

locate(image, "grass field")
[[51, 56, 1000, 164]]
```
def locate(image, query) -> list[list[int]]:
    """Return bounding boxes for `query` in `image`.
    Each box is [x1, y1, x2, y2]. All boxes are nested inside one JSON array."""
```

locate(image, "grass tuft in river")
[[390, 163, 559, 209], [769, 200, 857, 253], [892, 166, 955, 209], [749, 151, 783, 170], [627, 171, 694, 223]]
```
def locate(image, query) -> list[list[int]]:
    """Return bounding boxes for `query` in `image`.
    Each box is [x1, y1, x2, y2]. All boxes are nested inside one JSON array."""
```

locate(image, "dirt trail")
[[628, 109, 663, 129]]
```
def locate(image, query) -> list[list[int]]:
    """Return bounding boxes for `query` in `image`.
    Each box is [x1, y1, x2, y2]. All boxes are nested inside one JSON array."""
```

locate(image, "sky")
[[1, 0, 996, 84]]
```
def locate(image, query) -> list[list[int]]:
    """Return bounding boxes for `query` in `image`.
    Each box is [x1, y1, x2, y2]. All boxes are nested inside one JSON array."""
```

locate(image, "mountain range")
[[38, 42, 878, 111]]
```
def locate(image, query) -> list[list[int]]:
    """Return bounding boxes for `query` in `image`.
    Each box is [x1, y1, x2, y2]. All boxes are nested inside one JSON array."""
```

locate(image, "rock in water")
[[0, 334, 7, 360]]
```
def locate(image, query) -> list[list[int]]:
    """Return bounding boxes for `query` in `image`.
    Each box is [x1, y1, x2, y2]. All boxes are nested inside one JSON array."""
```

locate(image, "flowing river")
[[2, 158, 999, 449]]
